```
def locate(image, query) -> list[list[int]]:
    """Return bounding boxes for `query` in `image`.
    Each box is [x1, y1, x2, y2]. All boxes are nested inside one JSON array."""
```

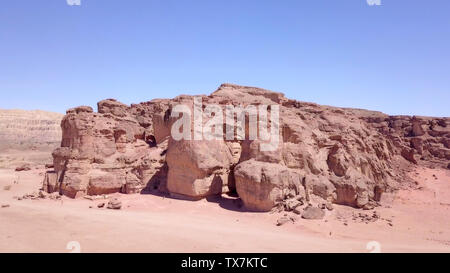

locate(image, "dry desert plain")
[[0, 161, 449, 252]]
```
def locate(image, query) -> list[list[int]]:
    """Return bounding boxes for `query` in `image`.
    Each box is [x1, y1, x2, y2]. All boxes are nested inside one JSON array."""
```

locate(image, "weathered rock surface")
[[234, 160, 304, 211], [302, 206, 325, 220], [276, 216, 291, 226], [107, 198, 122, 210], [48, 102, 168, 198], [166, 138, 234, 199], [44, 83, 450, 212]]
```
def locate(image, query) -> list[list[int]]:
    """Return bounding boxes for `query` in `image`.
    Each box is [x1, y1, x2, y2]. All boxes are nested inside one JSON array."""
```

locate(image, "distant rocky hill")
[[0, 109, 63, 151], [0, 109, 63, 169], [42, 83, 449, 213]]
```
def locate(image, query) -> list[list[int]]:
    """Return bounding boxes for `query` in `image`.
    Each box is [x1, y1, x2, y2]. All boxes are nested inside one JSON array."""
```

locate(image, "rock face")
[[301, 206, 325, 220], [234, 160, 304, 211], [166, 139, 234, 199], [0, 109, 63, 150], [44, 84, 450, 212], [47, 100, 168, 198]]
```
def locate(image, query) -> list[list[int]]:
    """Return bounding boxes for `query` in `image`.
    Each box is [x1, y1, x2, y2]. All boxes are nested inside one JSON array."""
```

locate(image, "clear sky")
[[1, 0, 449, 116]]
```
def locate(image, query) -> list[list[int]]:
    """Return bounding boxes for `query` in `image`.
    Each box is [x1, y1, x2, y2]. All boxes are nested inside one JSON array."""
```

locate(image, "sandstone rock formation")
[[301, 206, 325, 220], [43, 84, 450, 212]]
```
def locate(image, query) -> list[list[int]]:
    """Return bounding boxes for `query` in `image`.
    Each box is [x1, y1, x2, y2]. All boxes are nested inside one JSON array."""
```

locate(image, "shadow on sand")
[[140, 185, 248, 213]]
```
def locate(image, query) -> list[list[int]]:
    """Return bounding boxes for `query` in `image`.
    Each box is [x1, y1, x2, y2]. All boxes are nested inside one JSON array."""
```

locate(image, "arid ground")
[[1, 162, 449, 253]]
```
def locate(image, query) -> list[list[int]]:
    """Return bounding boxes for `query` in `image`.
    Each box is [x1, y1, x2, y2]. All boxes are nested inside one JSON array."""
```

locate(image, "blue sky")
[[0, 0, 449, 116]]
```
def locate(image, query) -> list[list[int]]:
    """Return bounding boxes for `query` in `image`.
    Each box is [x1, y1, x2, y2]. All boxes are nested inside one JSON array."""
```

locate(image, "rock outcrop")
[[43, 84, 450, 212], [47, 101, 168, 198]]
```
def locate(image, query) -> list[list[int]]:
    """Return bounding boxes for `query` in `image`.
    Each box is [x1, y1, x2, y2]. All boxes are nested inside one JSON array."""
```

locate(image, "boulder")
[[284, 198, 302, 211], [293, 206, 303, 215], [276, 216, 290, 226], [166, 139, 233, 199], [234, 159, 304, 212], [302, 206, 325, 220], [304, 175, 336, 202], [107, 198, 122, 209]]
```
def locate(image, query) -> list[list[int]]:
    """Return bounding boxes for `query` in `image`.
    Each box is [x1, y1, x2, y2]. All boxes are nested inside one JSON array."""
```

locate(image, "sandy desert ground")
[[0, 163, 449, 253], [0, 149, 54, 170]]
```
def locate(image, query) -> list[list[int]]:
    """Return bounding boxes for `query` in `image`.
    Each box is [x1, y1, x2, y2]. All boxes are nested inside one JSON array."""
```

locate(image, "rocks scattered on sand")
[[84, 195, 109, 201], [38, 190, 47, 199], [383, 218, 395, 227], [15, 191, 61, 201], [107, 198, 122, 210], [15, 164, 31, 172], [293, 206, 303, 215], [270, 204, 284, 214], [345, 210, 395, 226], [3, 185, 12, 191], [1, 204, 10, 208], [276, 216, 290, 226], [276, 214, 298, 226], [20, 192, 39, 200], [97, 202, 105, 208], [352, 211, 379, 223], [284, 199, 302, 211], [302, 206, 325, 220], [48, 192, 62, 200]]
